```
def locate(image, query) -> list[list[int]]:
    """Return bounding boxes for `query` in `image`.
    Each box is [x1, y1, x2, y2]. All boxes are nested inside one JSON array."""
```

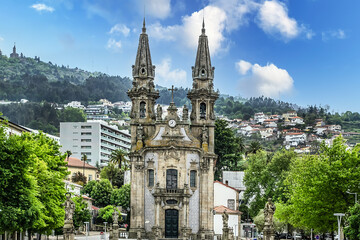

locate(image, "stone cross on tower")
[[168, 85, 177, 103]]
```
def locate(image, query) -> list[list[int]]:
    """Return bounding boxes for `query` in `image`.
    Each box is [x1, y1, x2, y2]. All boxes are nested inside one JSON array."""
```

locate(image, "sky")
[[0, 0, 359, 113]]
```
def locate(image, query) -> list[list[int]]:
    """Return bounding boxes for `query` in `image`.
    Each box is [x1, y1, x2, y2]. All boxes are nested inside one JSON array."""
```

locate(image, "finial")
[[142, 17, 146, 33], [202, 17, 205, 34]]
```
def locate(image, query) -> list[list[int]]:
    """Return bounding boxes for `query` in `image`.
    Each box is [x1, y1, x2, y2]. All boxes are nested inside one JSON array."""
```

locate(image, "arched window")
[[190, 170, 197, 187], [140, 101, 146, 118], [200, 102, 206, 119], [148, 169, 154, 187]]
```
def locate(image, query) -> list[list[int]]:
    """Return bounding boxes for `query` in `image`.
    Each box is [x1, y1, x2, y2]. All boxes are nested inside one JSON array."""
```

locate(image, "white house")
[[254, 112, 268, 124], [214, 181, 242, 238], [284, 132, 306, 147], [65, 101, 85, 109], [290, 116, 304, 125]]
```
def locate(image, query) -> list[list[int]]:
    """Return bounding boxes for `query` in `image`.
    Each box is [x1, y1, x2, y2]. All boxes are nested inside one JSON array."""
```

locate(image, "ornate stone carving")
[[182, 105, 189, 121], [64, 193, 75, 221], [112, 207, 120, 225], [263, 198, 276, 240], [201, 125, 208, 144], [222, 210, 229, 228], [156, 104, 162, 121]]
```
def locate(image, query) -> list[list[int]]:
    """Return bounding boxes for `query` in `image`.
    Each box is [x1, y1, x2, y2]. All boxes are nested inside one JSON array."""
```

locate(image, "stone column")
[[63, 193, 75, 240]]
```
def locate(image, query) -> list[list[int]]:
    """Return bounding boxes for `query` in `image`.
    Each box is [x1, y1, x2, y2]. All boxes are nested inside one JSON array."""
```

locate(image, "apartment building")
[[60, 120, 131, 167]]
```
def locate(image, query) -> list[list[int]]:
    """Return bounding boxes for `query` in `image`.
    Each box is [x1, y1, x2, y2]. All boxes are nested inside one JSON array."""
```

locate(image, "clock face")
[[168, 119, 176, 128]]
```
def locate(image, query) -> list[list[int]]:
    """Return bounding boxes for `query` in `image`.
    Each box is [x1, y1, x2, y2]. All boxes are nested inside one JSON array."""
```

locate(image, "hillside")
[[0, 55, 102, 83]]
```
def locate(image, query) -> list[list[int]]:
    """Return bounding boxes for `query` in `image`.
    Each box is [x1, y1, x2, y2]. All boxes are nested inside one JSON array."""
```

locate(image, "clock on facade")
[[168, 119, 176, 128]]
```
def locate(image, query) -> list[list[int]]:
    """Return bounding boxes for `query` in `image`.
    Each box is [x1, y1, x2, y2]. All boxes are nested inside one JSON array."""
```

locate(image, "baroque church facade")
[[128, 19, 219, 239]]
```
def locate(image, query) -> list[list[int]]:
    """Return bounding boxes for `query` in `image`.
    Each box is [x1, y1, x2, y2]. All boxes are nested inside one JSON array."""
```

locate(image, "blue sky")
[[0, 0, 359, 113]]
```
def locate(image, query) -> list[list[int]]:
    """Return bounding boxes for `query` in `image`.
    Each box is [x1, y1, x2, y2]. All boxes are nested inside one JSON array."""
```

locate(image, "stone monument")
[[263, 198, 276, 240], [63, 193, 75, 240], [222, 210, 229, 240], [110, 207, 120, 240]]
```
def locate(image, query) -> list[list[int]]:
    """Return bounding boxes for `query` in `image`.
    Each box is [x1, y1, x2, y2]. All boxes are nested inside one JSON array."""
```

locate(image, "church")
[[128, 18, 219, 239]]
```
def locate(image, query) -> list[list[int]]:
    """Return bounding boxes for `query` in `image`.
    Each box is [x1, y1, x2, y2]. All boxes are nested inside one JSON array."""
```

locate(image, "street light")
[[84, 221, 89, 240], [346, 191, 358, 204], [334, 213, 345, 240], [104, 222, 108, 234]]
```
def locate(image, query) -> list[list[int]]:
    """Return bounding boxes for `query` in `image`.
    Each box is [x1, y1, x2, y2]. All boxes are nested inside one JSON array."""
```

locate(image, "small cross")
[[168, 85, 177, 103]]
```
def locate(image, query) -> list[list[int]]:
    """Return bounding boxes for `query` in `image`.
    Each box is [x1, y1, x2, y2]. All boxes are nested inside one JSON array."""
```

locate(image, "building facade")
[[65, 156, 99, 182], [128, 19, 218, 239], [60, 121, 131, 167]]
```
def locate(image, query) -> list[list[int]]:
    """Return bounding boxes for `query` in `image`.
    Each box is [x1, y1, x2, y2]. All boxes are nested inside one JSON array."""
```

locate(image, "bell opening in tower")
[[140, 101, 146, 118], [200, 102, 206, 119]]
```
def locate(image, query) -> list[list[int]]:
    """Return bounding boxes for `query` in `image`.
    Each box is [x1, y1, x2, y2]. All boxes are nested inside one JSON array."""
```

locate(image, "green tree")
[[72, 196, 91, 230], [109, 148, 128, 169], [0, 129, 44, 233], [247, 141, 262, 155], [111, 184, 130, 209], [71, 172, 87, 186], [100, 163, 124, 188], [98, 205, 121, 224], [82, 180, 97, 196], [214, 119, 245, 180], [0, 126, 68, 234], [345, 203, 360, 240], [279, 136, 360, 233], [243, 149, 297, 217], [253, 209, 285, 233], [92, 179, 113, 208], [58, 107, 86, 123]]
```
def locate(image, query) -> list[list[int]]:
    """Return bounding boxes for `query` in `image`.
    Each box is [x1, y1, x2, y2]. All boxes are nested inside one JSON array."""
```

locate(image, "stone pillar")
[[222, 228, 229, 240]]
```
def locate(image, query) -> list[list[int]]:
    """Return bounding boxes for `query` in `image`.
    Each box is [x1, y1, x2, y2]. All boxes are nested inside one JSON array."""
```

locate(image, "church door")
[[165, 209, 178, 238]]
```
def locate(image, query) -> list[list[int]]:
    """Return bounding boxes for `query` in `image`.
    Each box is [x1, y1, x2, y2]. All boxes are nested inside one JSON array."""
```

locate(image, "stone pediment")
[[145, 121, 200, 148]]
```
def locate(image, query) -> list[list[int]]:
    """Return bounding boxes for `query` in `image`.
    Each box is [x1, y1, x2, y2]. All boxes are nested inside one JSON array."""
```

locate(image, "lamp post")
[[84, 222, 90, 240], [104, 222, 108, 234], [334, 213, 345, 240]]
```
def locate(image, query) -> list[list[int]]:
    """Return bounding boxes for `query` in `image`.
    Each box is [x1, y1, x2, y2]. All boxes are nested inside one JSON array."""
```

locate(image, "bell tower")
[[128, 18, 159, 151], [188, 19, 219, 153]]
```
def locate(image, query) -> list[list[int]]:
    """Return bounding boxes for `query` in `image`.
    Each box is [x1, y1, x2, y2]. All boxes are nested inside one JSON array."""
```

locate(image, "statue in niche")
[[202, 125, 208, 144], [156, 104, 162, 120], [139, 101, 146, 118], [137, 124, 143, 141], [182, 105, 189, 121]]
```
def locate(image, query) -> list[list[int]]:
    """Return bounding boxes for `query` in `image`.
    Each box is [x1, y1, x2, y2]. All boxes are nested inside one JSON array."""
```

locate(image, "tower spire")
[[132, 19, 154, 79], [191, 19, 213, 80]]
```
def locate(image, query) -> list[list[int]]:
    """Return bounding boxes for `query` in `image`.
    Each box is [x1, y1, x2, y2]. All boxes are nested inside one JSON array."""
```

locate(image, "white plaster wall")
[[214, 214, 239, 236], [214, 182, 238, 208]]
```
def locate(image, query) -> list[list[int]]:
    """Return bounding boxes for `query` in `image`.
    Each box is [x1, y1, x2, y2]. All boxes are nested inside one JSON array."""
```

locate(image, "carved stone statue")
[[202, 125, 208, 144], [222, 209, 229, 228], [137, 124, 143, 141], [64, 192, 75, 221], [264, 198, 276, 227], [182, 105, 189, 121], [112, 207, 120, 225], [156, 104, 162, 120]]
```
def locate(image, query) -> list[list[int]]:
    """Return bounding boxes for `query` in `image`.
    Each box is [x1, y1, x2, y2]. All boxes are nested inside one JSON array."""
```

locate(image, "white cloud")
[[156, 58, 187, 87], [236, 60, 252, 75], [31, 3, 54, 12], [148, 5, 228, 54], [322, 29, 346, 41], [0, 36, 4, 41], [257, 0, 300, 40], [107, 38, 122, 51], [138, 0, 171, 19], [237, 60, 294, 98], [109, 24, 130, 37]]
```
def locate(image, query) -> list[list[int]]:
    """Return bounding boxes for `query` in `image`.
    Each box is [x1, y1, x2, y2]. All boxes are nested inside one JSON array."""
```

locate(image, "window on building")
[[81, 126, 92, 129], [73, 132, 78, 134], [88, 174, 92, 181], [200, 102, 206, 119], [81, 132, 92, 135], [81, 146, 91, 149], [140, 101, 146, 118], [73, 126, 78, 129], [81, 152, 91, 156], [228, 199, 235, 210], [166, 169, 178, 189], [190, 170, 197, 187], [148, 169, 154, 187], [81, 139, 91, 142]]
